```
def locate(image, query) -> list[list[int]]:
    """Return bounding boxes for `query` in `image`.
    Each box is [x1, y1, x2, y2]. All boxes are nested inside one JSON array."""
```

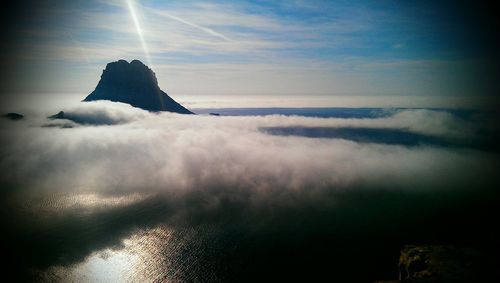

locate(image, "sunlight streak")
[[126, 0, 152, 66]]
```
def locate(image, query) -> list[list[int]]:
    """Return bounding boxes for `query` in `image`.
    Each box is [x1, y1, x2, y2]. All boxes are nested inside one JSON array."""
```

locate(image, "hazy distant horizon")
[[2, 93, 498, 115]]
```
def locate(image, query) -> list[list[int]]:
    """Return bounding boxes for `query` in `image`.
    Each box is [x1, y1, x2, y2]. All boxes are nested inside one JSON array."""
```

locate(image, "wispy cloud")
[[5, 0, 494, 97], [152, 10, 231, 42]]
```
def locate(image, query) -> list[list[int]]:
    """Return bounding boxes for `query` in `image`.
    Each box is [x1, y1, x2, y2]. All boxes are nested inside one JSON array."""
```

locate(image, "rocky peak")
[[83, 60, 192, 114]]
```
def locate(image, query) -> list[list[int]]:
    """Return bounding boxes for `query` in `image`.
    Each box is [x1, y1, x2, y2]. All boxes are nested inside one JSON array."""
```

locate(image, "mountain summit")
[[83, 60, 193, 114]]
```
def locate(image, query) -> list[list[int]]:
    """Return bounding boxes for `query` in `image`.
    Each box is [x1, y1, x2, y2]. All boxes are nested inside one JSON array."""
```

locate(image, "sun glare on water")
[[39, 226, 175, 282]]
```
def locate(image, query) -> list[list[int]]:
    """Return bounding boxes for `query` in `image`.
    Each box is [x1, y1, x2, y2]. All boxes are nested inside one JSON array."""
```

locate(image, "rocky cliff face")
[[84, 60, 193, 114], [376, 245, 492, 283], [3, 112, 24, 120]]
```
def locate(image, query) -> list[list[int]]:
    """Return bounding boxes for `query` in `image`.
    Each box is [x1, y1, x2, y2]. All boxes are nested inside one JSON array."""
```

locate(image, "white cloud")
[[8, 1, 491, 97], [152, 10, 231, 42], [1, 101, 498, 279], [1, 102, 497, 203]]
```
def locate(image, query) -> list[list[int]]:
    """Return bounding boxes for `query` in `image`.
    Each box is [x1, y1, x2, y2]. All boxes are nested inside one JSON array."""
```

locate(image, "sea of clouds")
[[0, 101, 499, 280], [1, 101, 498, 198]]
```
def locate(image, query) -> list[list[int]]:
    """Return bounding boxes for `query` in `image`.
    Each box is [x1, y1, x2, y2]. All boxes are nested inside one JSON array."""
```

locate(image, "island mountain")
[[83, 60, 193, 114]]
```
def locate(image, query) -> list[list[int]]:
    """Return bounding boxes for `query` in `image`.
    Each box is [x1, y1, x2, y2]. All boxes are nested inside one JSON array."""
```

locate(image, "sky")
[[0, 0, 499, 107]]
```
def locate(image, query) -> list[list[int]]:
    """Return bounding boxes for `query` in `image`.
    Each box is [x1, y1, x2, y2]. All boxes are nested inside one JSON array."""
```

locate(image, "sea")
[[1, 96, 499, 282]]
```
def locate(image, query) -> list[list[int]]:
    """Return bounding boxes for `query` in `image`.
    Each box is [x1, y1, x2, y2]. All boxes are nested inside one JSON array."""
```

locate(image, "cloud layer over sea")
[[2, 101, 498, 195], [1, 101, 499, 282]]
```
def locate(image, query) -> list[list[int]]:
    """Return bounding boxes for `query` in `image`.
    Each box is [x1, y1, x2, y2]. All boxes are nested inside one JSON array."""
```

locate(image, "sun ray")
[[125, 0, 152, 66]]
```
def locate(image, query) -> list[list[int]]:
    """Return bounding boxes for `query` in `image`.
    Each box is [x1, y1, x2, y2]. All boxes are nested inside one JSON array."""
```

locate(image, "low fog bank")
[[1, 101, 498, 195], [1, 101, 499, 281]]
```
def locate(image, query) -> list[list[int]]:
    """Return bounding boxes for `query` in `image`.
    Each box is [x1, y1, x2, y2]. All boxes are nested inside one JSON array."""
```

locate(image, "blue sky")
[[2, 0, 498, 101]]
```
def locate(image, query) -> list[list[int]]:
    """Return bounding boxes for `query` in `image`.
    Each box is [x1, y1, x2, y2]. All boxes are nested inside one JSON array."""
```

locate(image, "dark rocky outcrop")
[[376, 245, 491, 283], [3, 112, 24, 120], [49, 111, 65, 120], [83, 59, 192, 114]]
